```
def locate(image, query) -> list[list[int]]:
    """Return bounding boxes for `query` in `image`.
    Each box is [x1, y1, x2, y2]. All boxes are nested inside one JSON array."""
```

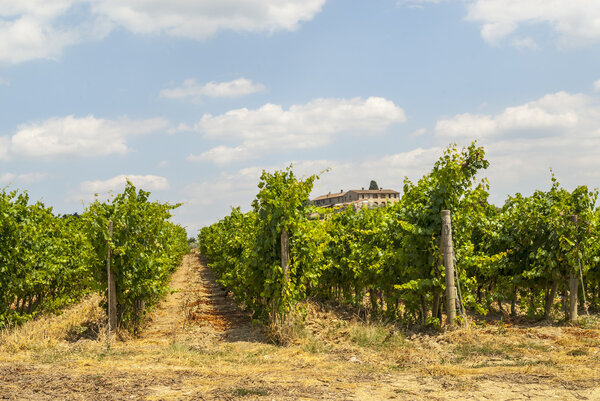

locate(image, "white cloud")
[[362, 147, 441, 174], [512, 37, 539, 51], [183, 166, 263, 207], [194, 96, 406, 164], [187, 146, 256, 166], [0, 172, 15, 183], [0, 1, 112, 64], [435, 91, 583, 139], [466, 0, 600, 47], [167, 123, 192, 135], [81, 174, 169, 193], [71, 174, 170, 202], [0, 172, 49, 184], [17, 172, 49, 184], [92, 0, 326, 39], [398, 0, 441, 3], [411, 128, 427, 137], [5, 115, 168, 158], [594, 79, 600, 93], [180, 165, 272, 230], [0, 2, 72, 63], [433, 90, 600, 203], [181, 161, 338, 230], [397, 0, 441, 9], [160, 78, 266, 102], [0, 77, 8, 86], [436, 113, 496, 138], [0, 0, 325, 64]]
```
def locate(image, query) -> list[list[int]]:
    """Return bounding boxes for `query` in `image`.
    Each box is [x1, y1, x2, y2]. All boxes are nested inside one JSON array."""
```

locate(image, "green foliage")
[[481, 174, 599, 317], [391, 142, 490, 319], [83, 182, 188, 327], [200, 166, 322, 320], [0, 182, 188, 330], [0, 189, 93, 327], [199, 142, 600, 326]]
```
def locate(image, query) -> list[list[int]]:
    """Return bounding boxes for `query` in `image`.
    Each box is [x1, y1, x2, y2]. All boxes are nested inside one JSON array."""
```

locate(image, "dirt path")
[[139, 252, 196, 341], [1, 253, 600, 400], [183, 254, 263, 343], [139, 251, 262, 345]]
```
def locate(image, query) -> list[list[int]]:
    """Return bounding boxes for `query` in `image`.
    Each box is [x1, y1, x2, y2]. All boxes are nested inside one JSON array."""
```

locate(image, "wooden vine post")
[[569, 214, 579, 321], [106, 220, 117, 338], [281, 226, 290, 304], [441, 210, 456, 327]]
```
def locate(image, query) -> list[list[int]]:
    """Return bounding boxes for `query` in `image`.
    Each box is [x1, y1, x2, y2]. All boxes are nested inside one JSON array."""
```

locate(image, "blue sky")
[[2, 0, 600, 233]]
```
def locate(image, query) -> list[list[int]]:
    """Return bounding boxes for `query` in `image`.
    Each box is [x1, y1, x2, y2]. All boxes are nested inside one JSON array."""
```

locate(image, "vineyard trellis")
[[0, 182, 188, 330], [199, 142, 600, 327]]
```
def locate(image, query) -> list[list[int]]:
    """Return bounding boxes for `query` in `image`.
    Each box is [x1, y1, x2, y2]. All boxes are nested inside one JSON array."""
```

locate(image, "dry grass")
[[2, 301, 600, 399], [2, 256, 600, 400], [0, 294, 107, 353]]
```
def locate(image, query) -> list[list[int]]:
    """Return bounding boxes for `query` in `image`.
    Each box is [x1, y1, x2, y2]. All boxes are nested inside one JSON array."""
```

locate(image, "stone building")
[[312, 188, 400, 209]]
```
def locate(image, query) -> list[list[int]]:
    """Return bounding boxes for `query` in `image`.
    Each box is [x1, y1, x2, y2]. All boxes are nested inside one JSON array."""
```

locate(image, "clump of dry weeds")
[[266, 300, 408, 367], [266, 308, 308, 346], [0, 294, 107, 352], [262, 299, 600, 386]]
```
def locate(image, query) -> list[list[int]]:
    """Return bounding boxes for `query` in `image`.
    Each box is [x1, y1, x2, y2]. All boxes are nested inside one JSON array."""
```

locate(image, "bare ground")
[[1, 252, 600, 400]]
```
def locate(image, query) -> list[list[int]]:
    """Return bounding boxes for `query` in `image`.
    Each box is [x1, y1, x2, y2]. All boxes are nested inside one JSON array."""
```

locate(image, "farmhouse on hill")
[[312, 187, 400, 209]]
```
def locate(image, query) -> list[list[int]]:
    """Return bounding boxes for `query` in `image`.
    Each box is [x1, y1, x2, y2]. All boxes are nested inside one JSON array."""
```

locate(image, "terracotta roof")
[[312, 191, 347, 201], [349, 189, 399, 194], [312, 188, 399, 201]]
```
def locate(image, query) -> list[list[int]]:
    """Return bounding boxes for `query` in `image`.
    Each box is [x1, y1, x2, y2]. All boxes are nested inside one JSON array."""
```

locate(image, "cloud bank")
[[466, 0, 600, 47], [190, 96, 407, 165], [0, 0, 326, 63], [160, 78, 266, 102], [435, 90, 600, 200], [1, 115, 168, 159], [68, 174, 170, 203], [81, 174, 170, 194]]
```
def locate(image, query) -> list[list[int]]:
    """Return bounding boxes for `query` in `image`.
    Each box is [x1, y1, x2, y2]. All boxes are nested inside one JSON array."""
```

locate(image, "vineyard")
[[199, 142, 600, 327], [0, 182, 188, 330], [0, 153, 599, 400]]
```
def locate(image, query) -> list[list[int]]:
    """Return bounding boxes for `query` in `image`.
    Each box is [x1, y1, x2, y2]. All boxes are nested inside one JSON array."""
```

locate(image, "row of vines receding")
[[199, 142, 600, 327], [0, 182, 189, 330]]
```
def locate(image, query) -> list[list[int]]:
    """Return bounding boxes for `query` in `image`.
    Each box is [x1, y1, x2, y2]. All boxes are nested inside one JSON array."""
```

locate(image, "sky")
[[1, 0, 600, 234]]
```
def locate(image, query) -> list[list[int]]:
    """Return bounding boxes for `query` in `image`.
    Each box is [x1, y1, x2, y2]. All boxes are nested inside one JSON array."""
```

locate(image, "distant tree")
[[369, 180, 379, 190]]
